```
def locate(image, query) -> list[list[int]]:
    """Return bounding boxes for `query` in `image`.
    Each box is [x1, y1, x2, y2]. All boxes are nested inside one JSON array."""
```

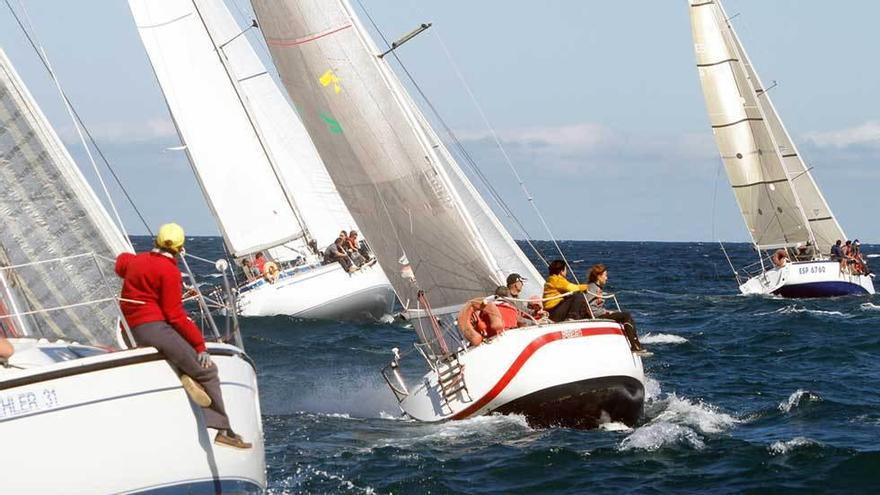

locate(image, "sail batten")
[[689, 0, 844, 254]]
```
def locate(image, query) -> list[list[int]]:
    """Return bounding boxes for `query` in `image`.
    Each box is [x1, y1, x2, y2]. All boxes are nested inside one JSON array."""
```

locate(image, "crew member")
[[507, 273, 547, 323], [586, 264, 646, 354], [0, 335, 12, 359], [543, 260, 589, 322], [115, 223, 251, 449]]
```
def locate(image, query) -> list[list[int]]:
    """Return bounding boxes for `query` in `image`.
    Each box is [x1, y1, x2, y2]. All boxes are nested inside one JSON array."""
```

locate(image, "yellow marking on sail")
[[319, 69, 341, 94]]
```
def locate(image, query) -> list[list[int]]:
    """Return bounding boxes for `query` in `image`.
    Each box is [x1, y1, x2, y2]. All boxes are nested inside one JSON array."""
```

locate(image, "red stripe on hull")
[[451, 326, 624, 420]]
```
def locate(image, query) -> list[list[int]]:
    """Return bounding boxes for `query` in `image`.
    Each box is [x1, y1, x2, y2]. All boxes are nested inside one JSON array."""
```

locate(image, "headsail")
[[689, 0, 845, 254], [0, 48, 130, 348], [130, 0, 311, 257]]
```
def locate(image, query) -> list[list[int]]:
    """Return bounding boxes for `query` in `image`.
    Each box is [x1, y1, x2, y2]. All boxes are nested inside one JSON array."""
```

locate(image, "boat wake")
[[640, 332, 688, 345]]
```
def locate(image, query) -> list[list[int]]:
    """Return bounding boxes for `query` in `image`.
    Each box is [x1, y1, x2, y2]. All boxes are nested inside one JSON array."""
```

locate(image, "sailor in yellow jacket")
[[543, 260, 590, 322]]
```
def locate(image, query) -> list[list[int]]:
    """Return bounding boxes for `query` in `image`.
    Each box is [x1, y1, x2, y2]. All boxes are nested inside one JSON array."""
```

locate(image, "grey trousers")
[[131, 321, 230, 430]]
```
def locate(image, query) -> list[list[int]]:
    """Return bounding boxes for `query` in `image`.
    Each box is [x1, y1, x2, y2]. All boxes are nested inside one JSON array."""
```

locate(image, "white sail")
[[0, 48, 130, 347], [129, 0, 307, 257], [249, 0, 544, 309], [689, 0, 844, 254], [191, 0, 361, 250]]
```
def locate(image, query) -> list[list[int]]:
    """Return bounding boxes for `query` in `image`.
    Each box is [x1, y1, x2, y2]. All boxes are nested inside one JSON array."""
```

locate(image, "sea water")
[[147, 237, 880, 494]]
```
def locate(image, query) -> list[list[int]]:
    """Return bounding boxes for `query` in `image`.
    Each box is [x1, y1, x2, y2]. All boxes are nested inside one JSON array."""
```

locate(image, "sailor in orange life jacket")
[[457, 286, 520, 346], [0, 335, 13, 360], [115, 223, 251, 449]]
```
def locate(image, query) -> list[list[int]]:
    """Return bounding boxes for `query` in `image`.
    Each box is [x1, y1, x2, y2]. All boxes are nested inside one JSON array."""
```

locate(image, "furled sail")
[[689, 0, 844, 254], [0, 48, 130, 348], [250, 0, 519, 309], [130, 0, 310, 257]]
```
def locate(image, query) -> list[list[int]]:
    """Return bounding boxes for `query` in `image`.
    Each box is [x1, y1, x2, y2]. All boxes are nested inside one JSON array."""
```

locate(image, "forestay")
[[689, 0, 844, 254], [130, 0, 307, 257], [0, 48, 130, 348], [250, 0, 525, 309]]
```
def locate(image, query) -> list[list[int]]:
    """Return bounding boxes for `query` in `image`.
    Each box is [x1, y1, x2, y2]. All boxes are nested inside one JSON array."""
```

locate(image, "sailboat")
[[248, 0, 645, 427], [128, 0, 396, 319], [689, 0, 874, 297], [0, 46, 265, 493]]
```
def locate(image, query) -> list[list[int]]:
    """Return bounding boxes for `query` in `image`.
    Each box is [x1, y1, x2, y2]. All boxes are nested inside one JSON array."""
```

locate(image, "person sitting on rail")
[[505, 273, 547, 324], [240, 258, 259, 282], [457, 289, 519, 347], [253, 252, 267, 275], [772, 249, 789, 268], [543, 260, 589, 322], [830, 240, 843, 262], [841, 240, 855, 273], [324, 237, 354, 272], [585, 264, 646, 354], [345, 230, 366, 267]]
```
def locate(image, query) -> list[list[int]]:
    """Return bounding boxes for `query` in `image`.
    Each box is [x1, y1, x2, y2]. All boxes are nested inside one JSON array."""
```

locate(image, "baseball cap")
[[506, 273, 526, 286]]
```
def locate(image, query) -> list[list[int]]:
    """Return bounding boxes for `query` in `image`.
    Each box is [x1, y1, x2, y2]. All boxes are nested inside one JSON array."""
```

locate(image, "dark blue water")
[[140, 237, 880, 494]]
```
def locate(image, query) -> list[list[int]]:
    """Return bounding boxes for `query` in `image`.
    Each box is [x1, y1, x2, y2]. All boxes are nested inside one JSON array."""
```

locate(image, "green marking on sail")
[[320, 112, 343, 134]]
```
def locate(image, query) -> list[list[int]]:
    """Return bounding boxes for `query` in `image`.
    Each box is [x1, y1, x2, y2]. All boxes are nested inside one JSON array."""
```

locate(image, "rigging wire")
[[4, 0, 153, 236], [353, 0, 550, 268]]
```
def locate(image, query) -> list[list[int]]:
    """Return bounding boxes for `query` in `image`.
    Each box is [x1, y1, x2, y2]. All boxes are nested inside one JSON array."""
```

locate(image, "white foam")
[[756, 304, 851, 318], [620, 422, 704, 451], [778, 389, 822, 413], [652, 394, 739, 434], [378, 313, 396, 324], [768, 437, 821, 455], [375, 413, 534, 450], [644, 377, 662, 401], [860, 302, 880, 312], [641, 332, 688, 344], [599, 421, 632, 432]]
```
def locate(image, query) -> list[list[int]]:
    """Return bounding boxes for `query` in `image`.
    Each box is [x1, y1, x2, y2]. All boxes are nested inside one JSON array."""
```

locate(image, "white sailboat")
[[689, 0, 874, 297], [249, 0, 645, 427], [0, 47, 266, 493], [128, 0, 396, 319]]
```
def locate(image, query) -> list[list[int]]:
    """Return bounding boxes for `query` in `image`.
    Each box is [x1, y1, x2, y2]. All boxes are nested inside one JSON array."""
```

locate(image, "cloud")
[[58, 117, 178, 145], [803, 121, 880, 148], [456, 122, 717, 175]]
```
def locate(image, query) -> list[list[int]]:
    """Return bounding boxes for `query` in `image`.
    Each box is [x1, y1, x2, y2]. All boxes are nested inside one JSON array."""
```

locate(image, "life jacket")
[[263, 261, 280, 283], [458, 298, 485, 346], [477, 302, 505, 338], [495, 301, 519, 330]]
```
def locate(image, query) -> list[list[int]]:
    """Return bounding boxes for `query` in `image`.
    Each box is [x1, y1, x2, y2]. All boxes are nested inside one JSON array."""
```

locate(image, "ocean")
[[145, 237, 880, 494]]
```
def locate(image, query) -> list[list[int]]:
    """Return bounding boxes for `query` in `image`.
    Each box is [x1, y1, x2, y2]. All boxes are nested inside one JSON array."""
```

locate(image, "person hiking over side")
[[586, 264, 646, 354], [115, 223, 251, 449], [543, 260, 589, 322]]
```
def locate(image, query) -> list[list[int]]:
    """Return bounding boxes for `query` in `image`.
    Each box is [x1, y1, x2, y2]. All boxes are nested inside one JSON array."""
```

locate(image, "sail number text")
[[0, 388, 60, 419], [799, 266, 826, 275]]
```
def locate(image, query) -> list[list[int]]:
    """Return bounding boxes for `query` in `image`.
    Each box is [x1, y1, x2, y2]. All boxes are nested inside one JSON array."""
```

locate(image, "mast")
[[189, 0, 313, 247]]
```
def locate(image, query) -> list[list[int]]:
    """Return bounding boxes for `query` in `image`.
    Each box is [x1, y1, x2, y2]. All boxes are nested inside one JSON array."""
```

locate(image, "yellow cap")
[[155, 223, 185, 254]]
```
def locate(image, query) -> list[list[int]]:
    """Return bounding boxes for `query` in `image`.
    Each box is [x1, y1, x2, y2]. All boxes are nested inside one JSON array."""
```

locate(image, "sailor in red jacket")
[[116, 223, 250, 449]]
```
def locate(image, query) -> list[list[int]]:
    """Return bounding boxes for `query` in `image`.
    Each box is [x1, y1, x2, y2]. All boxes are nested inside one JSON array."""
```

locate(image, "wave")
[[755, 304, 852, 318], [270, 466, 381, 495], [641, 332, 688, 344], [373, 413, 535, 450], [778, 389, 823, 413], [599, 421, 632, 432], [860, 302, 880, 312], [768, 437, 821, 455], [620, 393, 737, 452]]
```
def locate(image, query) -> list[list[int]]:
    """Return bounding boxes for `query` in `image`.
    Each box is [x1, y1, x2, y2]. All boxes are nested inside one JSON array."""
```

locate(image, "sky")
[[1, 1, 878, 242]]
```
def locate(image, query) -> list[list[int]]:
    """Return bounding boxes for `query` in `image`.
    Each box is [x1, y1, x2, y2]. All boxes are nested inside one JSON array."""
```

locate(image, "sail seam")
[[712, 117, 762, 129], [264, 23, 352, 47]]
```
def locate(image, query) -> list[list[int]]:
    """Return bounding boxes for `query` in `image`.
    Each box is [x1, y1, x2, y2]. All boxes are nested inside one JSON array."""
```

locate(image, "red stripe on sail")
[[451, 327, 624, 420], [266, 24, 353, 47]]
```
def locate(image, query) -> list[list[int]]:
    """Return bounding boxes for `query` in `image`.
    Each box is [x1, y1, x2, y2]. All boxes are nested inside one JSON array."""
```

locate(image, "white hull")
[[396, 320, 645, 428], [237, 261, 395, 319], [739, 260, 875, 297], [0, 340, 265, 494]]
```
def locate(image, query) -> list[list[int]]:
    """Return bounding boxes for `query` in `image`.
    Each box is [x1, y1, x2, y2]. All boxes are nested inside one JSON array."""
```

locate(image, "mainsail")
[[689, 0, 844, 254], [250, 0, 543, 309], [0, 48, 130, 348]]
